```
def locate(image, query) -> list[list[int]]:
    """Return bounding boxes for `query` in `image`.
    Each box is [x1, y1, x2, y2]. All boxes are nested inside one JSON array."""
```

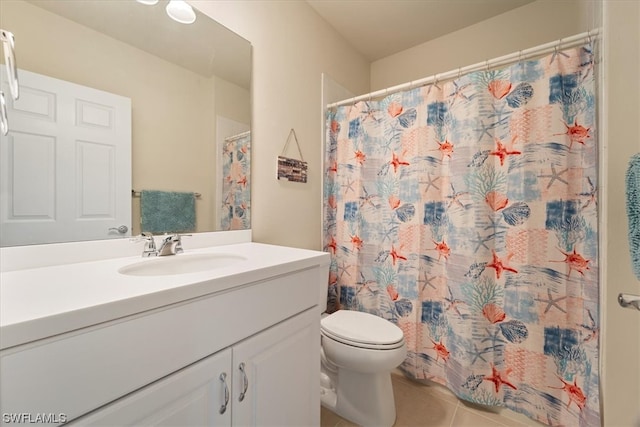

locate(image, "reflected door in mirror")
[[0, 69, 131, 246]]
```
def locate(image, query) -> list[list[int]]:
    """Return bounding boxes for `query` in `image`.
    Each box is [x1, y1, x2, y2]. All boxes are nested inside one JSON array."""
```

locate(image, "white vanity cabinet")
[[0, 244, 329, 427], [71, 308, 319, 426]]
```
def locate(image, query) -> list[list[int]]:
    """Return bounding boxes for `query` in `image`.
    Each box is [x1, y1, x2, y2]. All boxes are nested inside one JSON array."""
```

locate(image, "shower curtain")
[[323, 43, 599, 426], [220, 131, 251, 230]]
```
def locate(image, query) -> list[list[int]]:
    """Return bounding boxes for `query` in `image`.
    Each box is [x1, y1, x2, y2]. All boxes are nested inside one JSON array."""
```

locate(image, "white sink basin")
[[118, 253, 247, 276]]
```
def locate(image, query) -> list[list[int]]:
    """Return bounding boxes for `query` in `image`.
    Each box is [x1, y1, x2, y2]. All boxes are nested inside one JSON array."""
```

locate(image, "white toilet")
[[320, 310, 407, 427]]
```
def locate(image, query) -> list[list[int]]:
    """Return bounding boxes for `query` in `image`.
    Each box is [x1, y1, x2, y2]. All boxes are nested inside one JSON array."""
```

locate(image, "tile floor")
[[320, 372, 545, 427]]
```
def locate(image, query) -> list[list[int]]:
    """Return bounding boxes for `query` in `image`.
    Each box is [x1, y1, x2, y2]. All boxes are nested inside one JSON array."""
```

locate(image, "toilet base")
[[321, 368, 397, 427]]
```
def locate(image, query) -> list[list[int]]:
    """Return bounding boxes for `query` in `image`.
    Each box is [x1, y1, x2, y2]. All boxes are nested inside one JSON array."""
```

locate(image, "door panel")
[[5, 131, 55, 219], [77, 140, 115, 218]]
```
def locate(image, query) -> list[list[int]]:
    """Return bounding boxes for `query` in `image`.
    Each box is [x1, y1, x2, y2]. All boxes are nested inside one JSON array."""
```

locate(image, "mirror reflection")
[[0, 0, 251, 247]]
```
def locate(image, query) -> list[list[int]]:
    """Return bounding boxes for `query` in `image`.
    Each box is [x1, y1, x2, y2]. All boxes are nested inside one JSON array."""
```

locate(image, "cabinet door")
[[232, 308, 320, 427], [71, 348, 233, 426]]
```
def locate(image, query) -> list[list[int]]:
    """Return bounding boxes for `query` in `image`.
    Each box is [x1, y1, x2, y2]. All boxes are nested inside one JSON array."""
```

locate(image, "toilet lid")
[[321, 310, 404, 346]]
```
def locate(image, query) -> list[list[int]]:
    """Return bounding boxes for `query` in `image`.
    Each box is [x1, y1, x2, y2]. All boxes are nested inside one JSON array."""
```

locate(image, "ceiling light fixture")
[[165, 0, 196, 24], [135, 0, 159, 5]]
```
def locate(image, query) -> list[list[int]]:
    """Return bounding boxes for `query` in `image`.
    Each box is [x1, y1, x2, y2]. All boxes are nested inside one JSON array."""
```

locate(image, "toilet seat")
[[321, 310, 404, 350], [322, 329, 405, 350]]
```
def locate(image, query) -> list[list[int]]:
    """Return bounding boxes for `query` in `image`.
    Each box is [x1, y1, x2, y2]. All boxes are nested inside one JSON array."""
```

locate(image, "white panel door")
[[0, 69, 131, 246], [232, 308, 320, 427]]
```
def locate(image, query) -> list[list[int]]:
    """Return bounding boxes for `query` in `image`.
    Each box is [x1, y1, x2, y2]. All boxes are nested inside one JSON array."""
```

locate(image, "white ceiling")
[[306, 0, 535, 61]]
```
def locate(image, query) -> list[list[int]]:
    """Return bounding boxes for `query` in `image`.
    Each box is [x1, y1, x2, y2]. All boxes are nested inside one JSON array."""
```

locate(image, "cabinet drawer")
[[0, 266, 320, 425]]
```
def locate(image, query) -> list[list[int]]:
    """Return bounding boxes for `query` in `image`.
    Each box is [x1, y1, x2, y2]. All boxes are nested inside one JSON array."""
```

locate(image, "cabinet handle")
[[238, 362, 248, 402], [219, 372, 229, 414]]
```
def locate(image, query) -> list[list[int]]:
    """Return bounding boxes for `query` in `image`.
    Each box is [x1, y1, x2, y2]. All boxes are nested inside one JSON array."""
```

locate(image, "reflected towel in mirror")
[[140, 190, 196, 233], [626, 153, 640, 280]]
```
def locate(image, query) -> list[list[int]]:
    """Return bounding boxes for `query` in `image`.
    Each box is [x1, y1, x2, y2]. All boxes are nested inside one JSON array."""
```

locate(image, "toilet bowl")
[[320, 310, 406, 427]]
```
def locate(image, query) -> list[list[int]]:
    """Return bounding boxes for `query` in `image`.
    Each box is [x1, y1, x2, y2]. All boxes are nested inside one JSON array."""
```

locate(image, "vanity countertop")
[[0, 242, 330, 350]]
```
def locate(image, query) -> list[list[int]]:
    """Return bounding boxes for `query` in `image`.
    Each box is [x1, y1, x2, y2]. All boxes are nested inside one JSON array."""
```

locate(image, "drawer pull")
[[238, 362, 248, 402], [219, 372, 229, 414]]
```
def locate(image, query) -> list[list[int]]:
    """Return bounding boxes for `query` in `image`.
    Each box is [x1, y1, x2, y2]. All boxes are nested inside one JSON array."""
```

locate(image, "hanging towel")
[[140, 190, 196, 234], [626, 154, 640, 280]]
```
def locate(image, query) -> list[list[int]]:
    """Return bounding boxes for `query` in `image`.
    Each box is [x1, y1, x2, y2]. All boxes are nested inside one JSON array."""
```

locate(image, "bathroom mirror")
[[0, 0, 251, 247]]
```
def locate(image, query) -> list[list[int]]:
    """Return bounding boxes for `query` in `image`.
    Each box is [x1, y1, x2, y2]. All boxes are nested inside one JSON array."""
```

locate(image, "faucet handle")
[[130, 232, 151, 242], [161, 234, 177, 243], [132, 232, 158, 256], [174, 233, 191, 254]]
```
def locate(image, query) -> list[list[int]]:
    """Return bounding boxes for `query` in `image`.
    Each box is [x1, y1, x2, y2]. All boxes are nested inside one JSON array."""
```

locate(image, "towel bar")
[[132, 190, 201, 198]]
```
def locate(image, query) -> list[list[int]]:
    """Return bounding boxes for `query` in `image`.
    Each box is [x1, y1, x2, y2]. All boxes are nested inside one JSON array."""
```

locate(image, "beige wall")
[[371, 0, 595, 91], [192, 0, 370, 250], [215, 77, 251, 126], [1, 0, 249, 236], [603, 1, 640, 425]]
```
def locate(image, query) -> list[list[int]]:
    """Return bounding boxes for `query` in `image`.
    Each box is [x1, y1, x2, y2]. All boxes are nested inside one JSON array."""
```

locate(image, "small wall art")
[[277, 128, 308, 183]]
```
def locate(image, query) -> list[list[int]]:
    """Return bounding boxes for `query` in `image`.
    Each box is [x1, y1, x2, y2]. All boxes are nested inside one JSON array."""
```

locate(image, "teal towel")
[[140, 190, 196, 234], [626, 154, 640, 280]]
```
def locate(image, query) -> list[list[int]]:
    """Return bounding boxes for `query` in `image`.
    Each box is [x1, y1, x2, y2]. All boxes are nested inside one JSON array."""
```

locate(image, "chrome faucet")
[[157, 234, 189, 256], [140, 232, 158, 257]]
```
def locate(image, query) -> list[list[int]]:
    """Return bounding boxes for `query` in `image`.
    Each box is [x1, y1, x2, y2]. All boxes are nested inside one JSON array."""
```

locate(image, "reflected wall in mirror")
[[0, 0, 251, 247]]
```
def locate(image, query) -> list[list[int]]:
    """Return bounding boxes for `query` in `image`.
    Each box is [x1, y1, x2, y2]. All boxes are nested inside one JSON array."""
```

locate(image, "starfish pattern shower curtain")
[[323, 44, 599, 426], [220, 132, 251, 230]]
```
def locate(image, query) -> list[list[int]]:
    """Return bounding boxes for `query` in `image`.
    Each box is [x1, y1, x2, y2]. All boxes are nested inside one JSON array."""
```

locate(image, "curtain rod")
[[328, 29, 600, 108], [225, 130, 251, 142]]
